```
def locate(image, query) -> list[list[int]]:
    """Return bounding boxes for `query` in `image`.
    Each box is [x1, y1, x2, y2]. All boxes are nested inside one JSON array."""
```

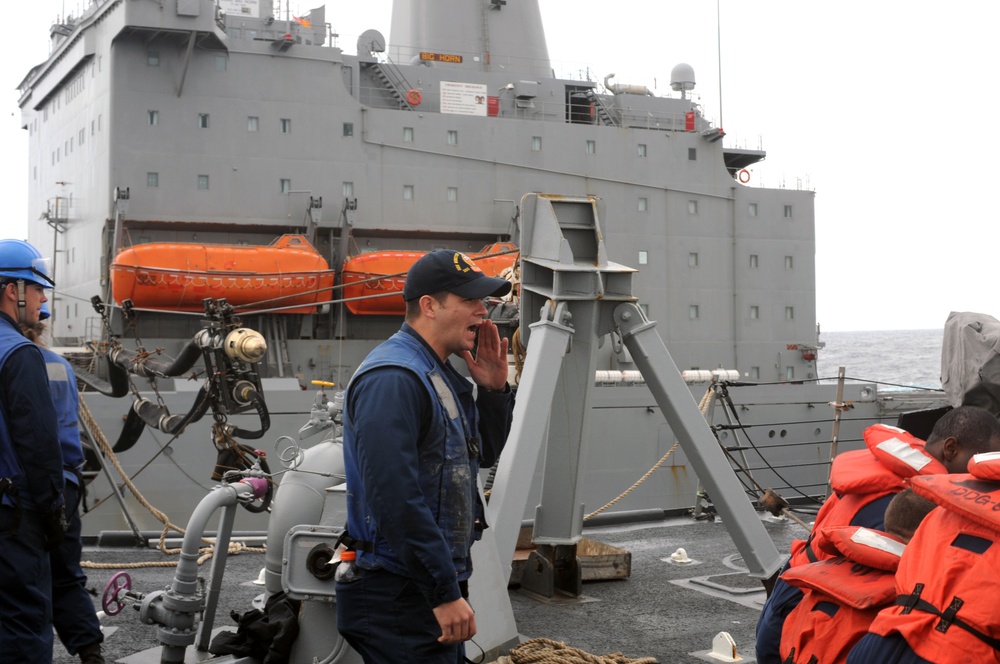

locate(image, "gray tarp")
[[941, 311, 1000, 416]]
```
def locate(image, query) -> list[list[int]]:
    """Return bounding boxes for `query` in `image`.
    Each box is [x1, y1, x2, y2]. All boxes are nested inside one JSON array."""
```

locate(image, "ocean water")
[[816, 329, 944, 391]]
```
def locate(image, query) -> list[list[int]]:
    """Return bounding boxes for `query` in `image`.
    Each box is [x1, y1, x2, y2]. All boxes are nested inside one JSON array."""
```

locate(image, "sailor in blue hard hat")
[[0, 238, 66, 662], [0, 238, 55, 327]]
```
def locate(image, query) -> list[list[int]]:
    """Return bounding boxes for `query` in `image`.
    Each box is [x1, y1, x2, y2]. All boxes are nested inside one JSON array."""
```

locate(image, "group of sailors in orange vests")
[[755, 405, 1000, 664]]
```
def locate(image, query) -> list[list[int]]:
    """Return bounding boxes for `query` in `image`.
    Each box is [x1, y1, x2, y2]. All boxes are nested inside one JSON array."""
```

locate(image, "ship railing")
[[353, 79, 712, 132]]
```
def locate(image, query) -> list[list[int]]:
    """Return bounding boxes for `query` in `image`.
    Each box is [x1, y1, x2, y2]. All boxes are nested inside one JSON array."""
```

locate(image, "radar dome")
[[670, 63, 696, 92]]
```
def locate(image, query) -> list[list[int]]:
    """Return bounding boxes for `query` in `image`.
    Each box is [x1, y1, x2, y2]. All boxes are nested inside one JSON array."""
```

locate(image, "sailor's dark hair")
[[927, 405, 1000, 453], [884, 488, 936, 542]]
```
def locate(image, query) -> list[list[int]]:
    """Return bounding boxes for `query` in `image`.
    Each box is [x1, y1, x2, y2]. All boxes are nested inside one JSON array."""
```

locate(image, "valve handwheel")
[[102, 571, 132, 616]]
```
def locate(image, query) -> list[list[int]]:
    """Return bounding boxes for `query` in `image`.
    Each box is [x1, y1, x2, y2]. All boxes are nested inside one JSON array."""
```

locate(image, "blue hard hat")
[[0, 239, 55, 288]]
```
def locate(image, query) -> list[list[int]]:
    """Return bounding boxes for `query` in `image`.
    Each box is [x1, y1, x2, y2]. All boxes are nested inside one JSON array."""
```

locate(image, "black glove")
[[42, 506, 69, 552]]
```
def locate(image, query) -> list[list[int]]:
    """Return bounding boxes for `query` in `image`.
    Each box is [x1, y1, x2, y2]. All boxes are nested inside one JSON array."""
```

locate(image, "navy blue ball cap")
[[403, 250, 512, 302]]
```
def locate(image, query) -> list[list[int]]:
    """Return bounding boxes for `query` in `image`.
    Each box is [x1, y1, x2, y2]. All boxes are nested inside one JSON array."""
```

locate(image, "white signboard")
[[218, 0, 260, 18], [440, 81, 489, 117]]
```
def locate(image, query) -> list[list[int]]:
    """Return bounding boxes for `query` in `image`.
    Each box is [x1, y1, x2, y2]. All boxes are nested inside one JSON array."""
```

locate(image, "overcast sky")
[[5, 1, 998, 332]]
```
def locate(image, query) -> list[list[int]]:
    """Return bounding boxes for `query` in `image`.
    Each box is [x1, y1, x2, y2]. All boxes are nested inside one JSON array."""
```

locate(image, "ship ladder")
[[586, 89, 620, 127], [369, 62, 417, 110]]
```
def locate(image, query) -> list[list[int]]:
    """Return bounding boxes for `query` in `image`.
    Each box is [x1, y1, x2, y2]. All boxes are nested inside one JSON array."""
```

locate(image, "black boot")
[[78, 643, 105, 664]]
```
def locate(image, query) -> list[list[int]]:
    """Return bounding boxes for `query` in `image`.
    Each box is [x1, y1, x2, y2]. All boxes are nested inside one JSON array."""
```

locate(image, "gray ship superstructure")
[[15, 0, 925, 539]]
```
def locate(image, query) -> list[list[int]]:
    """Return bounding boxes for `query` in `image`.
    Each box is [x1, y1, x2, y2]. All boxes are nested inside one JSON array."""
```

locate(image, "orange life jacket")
[[780, 526, 904, 664], [788, 425, 941, 568], [866, 454, 1000, 663]]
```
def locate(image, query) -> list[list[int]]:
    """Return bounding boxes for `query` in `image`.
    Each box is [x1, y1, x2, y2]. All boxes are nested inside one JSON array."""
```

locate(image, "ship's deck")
[[59, 513, 805, 663]]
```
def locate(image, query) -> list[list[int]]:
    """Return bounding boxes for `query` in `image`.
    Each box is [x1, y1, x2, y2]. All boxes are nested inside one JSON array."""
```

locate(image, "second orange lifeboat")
[[111, 235, 334, 314], [341, 242, 518, 315]]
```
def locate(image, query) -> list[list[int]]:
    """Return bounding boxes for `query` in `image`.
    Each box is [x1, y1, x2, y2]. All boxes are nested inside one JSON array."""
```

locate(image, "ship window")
[[750, 305, 759, 319], [147, 51, 160, 66], [688, 148, 697, 161], [91, 120, 95, 136], [198, 175, 210, 190], [247, 116, 259, 132], [147, 110, 159, 126], [750, 366, 760, 380], [280, 179, 292, 193], [403, 127, 414, 142], [785, 306, 794, 320], [638, 251, 648, 265], [638, 197, 647, 212], [447, 187, 458, 202], [281, 118, 292, 134], [447, 130, 458, 145], [198, 113, 210, 128], [79, 128, 85, 145], [343, 122, 354, 137], [786, 366, 795, 380], [147, 172, 159, 188], [749, 254, 758, 268], [749, 203, 758, 217], [403, 184, 414, 201], [689, 305, 699, 320], [215, 55, 228, 71], [637, 144, 647, 157], [33, 166, 36, 180], [784, 205, 793, 218], [532, 136, 542, 151], [586, 140, 596, 154], [688, 200, 698, 215], [689, 252, 698, 267], [343, 182, 354, 197], [785, 256, 794, 269]]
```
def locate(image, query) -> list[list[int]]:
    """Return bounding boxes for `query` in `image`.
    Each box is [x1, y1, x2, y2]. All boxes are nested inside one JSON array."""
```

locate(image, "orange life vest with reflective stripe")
[[780, 526, 904, 664], [788, 425, 941, 568], [867, 455, 1000, 663]]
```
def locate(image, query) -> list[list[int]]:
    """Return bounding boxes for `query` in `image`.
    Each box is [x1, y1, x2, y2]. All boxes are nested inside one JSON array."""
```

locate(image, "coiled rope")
[[501, 637, 658, 664], [77, 396, 266, 568]]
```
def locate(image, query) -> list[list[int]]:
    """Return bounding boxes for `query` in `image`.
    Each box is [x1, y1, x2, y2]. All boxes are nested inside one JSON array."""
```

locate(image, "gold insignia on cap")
[[452, 252, 483, 274]]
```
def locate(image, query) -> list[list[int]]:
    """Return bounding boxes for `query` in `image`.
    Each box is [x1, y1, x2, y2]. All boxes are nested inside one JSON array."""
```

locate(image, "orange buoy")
[[406, 89, 422, 106]]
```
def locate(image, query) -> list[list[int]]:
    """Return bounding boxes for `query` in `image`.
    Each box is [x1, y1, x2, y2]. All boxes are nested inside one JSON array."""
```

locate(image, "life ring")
[[406, 89, 422, 106], [738, 169, 750, 184]]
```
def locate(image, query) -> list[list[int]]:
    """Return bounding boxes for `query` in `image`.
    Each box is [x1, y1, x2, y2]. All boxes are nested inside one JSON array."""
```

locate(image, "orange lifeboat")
[[341, 242, 518, 315], [111, 235, 334, 314]]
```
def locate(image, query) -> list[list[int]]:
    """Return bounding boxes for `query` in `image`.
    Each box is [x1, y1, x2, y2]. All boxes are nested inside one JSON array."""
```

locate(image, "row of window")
[[48, 117, 103, 168], [688, 304, 796, 321], [148, 50, 228, 71], [40, 58, 101, 124], [636, 250, 794, 270], [635, 198, 793, 218], [145, 174, 464, 202], [140, 111, 704, 164], [147, 110, 293, 134]]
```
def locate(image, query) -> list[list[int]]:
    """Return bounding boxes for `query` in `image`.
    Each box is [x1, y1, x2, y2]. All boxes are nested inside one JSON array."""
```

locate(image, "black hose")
[[111, 338, 203, 379], [229, 389, 270, 440], [131, 386, 211, 435]]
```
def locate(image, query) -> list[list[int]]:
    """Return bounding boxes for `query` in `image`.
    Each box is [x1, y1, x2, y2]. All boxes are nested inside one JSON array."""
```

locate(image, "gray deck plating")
[[57, 514, 803, 663]]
